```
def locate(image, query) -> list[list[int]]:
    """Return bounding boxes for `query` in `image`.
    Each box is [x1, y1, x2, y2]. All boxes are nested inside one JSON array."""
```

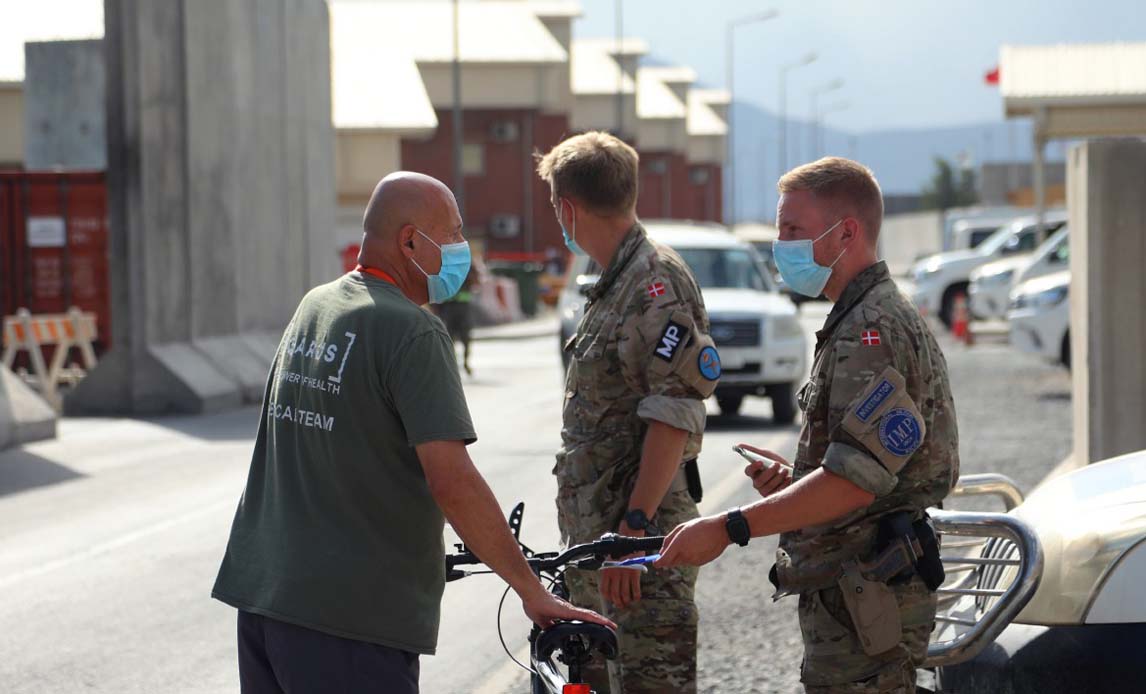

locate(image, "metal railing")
[[923, 509, 1044, 667], [951, 473, 1025, 511]]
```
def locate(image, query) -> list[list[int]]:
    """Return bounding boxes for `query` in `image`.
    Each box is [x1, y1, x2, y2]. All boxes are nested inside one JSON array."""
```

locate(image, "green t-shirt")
[[212, 272, 476, 654]]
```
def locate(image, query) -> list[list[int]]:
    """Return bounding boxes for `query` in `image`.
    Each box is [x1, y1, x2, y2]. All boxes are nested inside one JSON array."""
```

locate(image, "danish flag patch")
[[861, 330, 881, 346], [647, 281, 666, 298]]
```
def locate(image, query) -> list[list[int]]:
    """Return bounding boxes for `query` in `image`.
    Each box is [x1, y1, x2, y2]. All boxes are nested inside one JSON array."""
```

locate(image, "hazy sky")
[[573, 0, 1146, 133]]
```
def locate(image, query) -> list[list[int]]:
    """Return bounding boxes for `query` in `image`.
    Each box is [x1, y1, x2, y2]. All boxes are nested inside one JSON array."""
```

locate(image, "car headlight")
[[771, 314, 804, 340], [1011, 285, 1066, 310], [913, 266, 941, 283], [979, 269, 1014, 286]]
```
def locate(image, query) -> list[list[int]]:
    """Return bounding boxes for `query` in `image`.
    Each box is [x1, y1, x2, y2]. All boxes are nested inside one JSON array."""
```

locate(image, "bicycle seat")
[[535, 620, 618, 662]]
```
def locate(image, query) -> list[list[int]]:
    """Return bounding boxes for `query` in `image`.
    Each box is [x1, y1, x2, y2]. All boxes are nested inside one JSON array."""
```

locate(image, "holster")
[[874, 511, 945, 591], [684, 457, 703, 503]]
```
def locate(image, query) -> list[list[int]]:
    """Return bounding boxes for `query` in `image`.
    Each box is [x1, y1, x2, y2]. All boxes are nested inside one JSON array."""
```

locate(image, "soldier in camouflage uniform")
[[537, 132, 720, 693], [657, 158, 958, 693]]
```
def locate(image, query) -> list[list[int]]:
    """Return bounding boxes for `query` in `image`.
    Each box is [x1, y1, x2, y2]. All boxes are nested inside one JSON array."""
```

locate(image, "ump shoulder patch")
[[878, 408, 923, 457], [654, 319, 690, 362], [698, 346, 721, 380]]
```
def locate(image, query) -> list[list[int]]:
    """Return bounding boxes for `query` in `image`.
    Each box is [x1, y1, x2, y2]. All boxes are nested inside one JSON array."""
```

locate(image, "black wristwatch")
[[624, 509, 660, 535], [725, 508, 751, 547]]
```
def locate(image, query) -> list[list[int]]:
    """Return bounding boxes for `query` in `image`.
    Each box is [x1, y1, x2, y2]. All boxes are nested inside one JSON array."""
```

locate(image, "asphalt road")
[[0, 300, 1073, 693]]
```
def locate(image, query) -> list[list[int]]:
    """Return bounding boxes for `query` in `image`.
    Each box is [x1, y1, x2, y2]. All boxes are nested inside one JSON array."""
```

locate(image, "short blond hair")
[[778, 157, 884, 238], [536, 131, 639, 216]]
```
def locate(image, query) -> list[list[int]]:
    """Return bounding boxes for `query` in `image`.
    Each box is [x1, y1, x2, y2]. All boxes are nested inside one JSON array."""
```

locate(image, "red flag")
[[985, 66, 1000, 86]]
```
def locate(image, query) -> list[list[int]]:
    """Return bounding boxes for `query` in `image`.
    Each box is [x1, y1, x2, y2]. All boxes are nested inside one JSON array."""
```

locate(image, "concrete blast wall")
[[1069, 139, 1146, 464], [66, 0, 337, 416], [878, 210, 944, 277]]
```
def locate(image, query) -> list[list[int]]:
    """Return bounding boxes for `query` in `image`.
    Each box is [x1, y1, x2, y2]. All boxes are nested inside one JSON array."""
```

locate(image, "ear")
[[841, 217, 861, 244], [399, 224, 417, 255]]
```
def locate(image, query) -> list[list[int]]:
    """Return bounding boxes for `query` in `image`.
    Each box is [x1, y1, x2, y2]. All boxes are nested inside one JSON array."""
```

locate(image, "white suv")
[[558, 221, 807, 421]]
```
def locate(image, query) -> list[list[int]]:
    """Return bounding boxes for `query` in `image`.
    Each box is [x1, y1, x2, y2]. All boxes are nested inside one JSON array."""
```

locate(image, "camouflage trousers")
[[558, 478, 700, 694], [798, 575, 936, 693], [565, 562, 698, 694]]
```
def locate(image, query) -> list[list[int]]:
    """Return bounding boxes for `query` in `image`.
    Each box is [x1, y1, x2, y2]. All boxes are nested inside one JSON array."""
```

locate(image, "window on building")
[[462, 143, 484, 176]]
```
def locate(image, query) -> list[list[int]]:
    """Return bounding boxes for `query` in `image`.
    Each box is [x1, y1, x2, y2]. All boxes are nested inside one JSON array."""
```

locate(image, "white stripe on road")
[[472, 429, 798, 693], [0, 498, 235, 590]]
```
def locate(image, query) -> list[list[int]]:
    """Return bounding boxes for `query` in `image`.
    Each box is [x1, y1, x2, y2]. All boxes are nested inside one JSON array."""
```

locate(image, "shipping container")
[[0, 171, 110, 366]]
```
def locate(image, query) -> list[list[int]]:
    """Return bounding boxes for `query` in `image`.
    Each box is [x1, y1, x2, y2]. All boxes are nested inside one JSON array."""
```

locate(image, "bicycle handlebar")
[[446, 533, 666, 580]]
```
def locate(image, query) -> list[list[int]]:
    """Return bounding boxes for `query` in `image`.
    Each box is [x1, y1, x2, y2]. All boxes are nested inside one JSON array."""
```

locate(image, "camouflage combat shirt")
[[556, 223, 720, 544], [776, 261, 959, 591]]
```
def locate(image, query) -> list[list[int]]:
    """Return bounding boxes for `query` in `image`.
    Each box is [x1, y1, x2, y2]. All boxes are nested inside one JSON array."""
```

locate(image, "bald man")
[[213, 172, 610, 693]]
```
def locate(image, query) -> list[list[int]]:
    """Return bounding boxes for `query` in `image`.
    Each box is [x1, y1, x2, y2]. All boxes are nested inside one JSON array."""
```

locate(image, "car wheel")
[[939, 283, 969, 329], [770, 383, 798, 425], [717, 395, 744, 416]]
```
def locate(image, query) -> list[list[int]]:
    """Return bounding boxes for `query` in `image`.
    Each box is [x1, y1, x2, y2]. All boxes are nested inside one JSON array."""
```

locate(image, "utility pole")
[[809, 79, 843, 160], [779, 52, 816, 175], [615, 0, 624, 136], [725, 9, 779, 226], [451, 0, 465, 217]]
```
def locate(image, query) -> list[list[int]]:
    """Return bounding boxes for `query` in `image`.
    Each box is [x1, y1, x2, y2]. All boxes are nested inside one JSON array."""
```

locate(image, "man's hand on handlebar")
[[520, 585, 617, 631]]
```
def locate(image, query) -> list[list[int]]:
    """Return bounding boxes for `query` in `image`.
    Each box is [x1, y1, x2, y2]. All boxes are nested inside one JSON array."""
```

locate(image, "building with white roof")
[[568, 37, 646, 139], [997, 42, 1146, 234], [330, 0, 580, 258]]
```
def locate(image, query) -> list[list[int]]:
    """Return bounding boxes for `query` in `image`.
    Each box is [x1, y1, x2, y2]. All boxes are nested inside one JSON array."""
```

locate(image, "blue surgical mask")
[[772, 219, 847, 298], [558, 200, 587, 256], [410, 228, 472, 303]]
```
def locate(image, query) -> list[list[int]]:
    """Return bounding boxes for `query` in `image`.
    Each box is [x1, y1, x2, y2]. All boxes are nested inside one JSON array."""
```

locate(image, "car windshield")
[[976, 224, 1020, 256], [573, 246, 774, 292], [675, 247, 772, 291]]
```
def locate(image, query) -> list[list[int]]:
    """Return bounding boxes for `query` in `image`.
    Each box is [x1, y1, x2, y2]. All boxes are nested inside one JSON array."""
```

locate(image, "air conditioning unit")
[[489, 214, 521, 238], [489, 120, 520, 143], [689, 167, 711, 185]]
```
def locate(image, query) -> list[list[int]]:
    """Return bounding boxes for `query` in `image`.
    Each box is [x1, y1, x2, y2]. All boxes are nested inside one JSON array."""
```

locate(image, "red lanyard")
[[355, 264, 397, 285]]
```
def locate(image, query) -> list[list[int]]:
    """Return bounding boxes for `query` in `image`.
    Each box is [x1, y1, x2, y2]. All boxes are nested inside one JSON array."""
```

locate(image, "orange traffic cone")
[[951, 295, 973, 345]]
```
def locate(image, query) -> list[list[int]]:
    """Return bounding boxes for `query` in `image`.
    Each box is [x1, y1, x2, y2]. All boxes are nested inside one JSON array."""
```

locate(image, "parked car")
[[969, 225, 1070, 321], [933, 449, 1146, 692], [557, 221, 808, 421], [950, 216, 1017, 251], [910, 211, 1067, 327], [1007, 269, 1071, 368]]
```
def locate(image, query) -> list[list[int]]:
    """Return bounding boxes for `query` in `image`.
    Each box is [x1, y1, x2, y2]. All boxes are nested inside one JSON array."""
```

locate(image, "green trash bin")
[[489, 261, 543, 317]]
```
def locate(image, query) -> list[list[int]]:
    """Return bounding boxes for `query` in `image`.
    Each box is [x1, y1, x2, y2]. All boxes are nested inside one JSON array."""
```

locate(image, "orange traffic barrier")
[[2, 307, 98, 407]]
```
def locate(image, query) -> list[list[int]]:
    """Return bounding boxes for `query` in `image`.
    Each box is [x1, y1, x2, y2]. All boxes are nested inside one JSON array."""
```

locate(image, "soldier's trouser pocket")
[[797, 579, 935, 690]]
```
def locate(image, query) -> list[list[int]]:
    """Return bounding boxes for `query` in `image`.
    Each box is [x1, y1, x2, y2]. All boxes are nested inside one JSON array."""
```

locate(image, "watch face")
[[625, 509, 649, 529]]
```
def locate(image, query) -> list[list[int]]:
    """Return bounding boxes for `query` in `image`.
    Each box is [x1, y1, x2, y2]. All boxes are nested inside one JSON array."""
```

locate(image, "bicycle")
[[446, 502, 664, 694]]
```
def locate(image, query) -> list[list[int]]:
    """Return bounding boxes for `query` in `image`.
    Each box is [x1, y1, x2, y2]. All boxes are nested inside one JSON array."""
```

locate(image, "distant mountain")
[[724, 101, 1071, 222]]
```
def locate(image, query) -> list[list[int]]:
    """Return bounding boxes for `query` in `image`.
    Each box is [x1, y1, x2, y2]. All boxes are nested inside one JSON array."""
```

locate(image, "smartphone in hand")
[[733, 445, 793, 472]]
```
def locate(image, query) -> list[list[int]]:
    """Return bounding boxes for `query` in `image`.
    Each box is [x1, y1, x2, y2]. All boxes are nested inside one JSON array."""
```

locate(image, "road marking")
[[0, 498, 234, 590]]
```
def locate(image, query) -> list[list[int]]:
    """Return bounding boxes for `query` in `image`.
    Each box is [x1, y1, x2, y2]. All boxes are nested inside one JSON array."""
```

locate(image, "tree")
[[921, 156, 979, 210]]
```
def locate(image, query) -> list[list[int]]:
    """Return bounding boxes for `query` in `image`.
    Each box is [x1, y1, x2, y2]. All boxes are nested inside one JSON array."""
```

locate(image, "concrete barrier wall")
[[65, 0, 336, 416], [878, 210, 944, 276], [1069, 139, 1146, 464]]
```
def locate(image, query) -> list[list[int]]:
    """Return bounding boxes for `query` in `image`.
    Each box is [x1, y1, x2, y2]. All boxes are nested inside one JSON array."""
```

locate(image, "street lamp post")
[[725, 9, 779, 226], [778, 52, 816, 176], [615, 0, 624, 136], [817, 99, 851, 157], [809, 79, 844, 161]]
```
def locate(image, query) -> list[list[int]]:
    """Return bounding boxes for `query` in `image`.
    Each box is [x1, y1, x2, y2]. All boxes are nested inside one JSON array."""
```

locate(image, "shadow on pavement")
[[140, 406, 262, 443], [0, 449, 85, 498]]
